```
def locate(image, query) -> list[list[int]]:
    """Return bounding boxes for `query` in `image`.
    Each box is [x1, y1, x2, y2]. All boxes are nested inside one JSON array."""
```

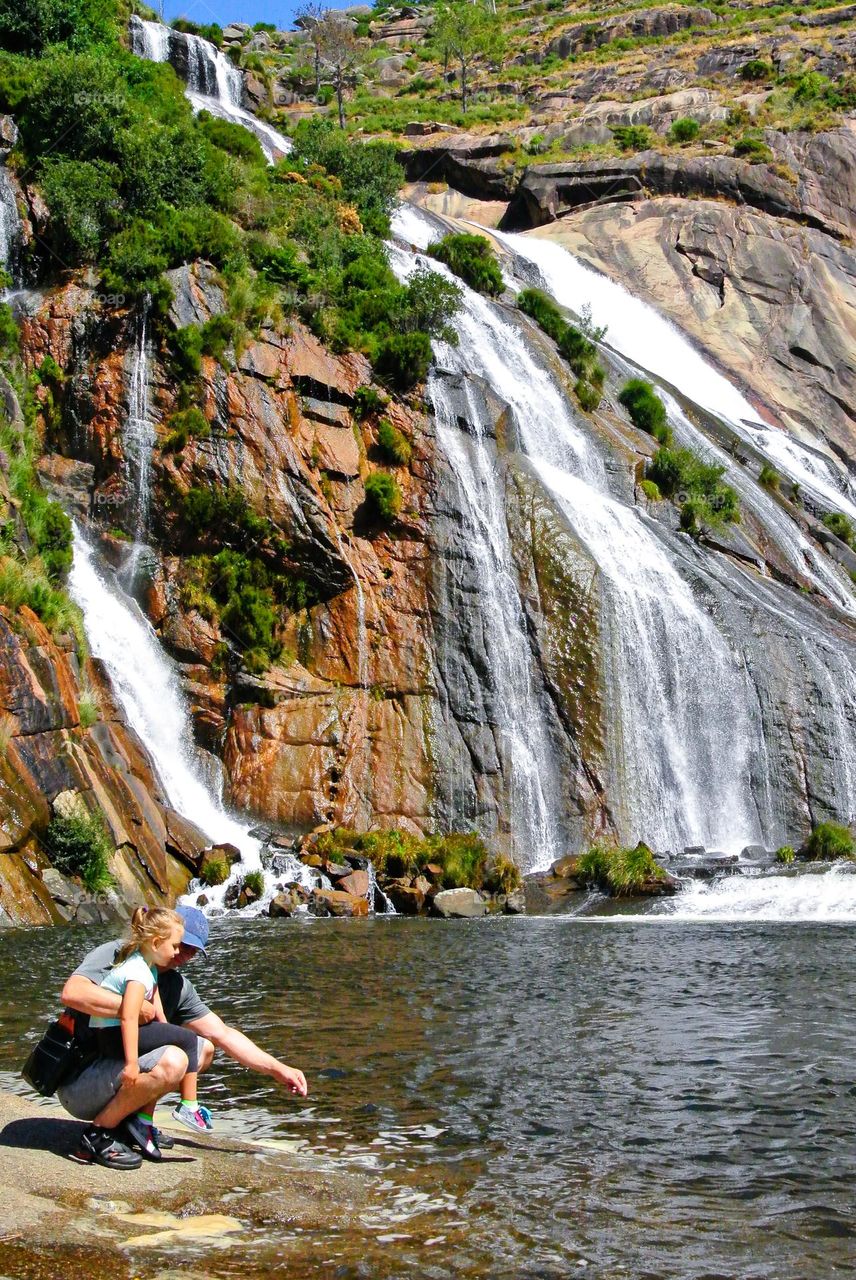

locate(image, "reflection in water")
[[1, 917, 855, 1278]]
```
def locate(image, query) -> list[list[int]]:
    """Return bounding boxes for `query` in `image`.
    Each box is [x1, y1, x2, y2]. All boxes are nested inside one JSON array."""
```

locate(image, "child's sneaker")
[[118, 1114, 162, 1161], [172, 1102, 214, 1133]]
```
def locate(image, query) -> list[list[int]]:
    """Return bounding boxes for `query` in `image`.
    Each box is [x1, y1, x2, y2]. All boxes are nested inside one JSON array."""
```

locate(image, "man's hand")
[[120, 1061, 140, 1086], [140, 1000, 157, 1025], [273, 1063, 308, 1097]]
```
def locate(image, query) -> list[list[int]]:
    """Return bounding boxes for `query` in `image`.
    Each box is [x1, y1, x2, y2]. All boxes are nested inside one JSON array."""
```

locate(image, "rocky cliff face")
[[0, 596, 206, 927]]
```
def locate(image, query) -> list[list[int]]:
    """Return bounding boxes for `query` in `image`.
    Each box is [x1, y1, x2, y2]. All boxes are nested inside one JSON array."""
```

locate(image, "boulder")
[[337, 869, 370, 897], [310, 889, 369, 918], [164, 261, 227, 330], [386, 882, 425, 914], [269, 890, 304, 918], [550, 854, 581, 879], [432, 887, 487, 919], [504, 888, 526, 914]]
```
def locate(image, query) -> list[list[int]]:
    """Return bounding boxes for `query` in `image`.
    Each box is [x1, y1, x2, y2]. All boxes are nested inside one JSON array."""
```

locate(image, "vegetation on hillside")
[[0, 6, 459, 393], [518, 286, 605, 411]]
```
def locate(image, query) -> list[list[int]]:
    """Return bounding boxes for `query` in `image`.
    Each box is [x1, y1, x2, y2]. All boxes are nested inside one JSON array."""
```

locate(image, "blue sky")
[[164, 0, 360, 30]]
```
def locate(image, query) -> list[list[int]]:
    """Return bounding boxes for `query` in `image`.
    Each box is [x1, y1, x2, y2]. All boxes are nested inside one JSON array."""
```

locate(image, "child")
[[90, 906, 213, 1159]]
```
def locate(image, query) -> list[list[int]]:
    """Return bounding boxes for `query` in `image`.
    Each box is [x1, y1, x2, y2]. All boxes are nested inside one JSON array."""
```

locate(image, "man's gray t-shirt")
[[71, 940, 211, 1027]]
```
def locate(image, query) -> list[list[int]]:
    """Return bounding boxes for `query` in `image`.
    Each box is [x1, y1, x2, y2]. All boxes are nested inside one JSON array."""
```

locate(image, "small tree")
[[295, 1, 326, 102], [432, 0, 505, 113], [315, 12, 363, 129]]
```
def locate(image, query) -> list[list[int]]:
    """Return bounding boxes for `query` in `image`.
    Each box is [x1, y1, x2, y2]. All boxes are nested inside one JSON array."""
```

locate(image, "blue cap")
[[176, 904, 209, 954]]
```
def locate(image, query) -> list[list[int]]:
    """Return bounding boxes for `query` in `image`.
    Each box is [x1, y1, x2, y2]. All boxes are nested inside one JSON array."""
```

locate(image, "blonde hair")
[[115, 906, 183, 964]]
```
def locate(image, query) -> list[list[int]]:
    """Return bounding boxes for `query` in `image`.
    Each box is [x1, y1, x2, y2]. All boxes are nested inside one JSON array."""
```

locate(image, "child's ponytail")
[[114, 906, 182, 964]]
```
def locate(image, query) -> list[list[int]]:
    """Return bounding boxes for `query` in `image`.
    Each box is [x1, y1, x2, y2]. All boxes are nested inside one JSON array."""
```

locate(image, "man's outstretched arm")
[[60, 975, 157, 1024], [185, 1011, 308, 1096]]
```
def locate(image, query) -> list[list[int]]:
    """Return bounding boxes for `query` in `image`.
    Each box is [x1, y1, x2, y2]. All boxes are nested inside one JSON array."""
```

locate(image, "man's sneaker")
[[152, 1126, 175, 1150], [118, 1114, 162, 1161], [69, 1125, 142, 1170], [172, 1102, 214, 1133]]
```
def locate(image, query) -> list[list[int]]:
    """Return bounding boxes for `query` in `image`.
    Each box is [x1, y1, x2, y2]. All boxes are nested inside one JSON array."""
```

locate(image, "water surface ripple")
[[0, 918, 853, 1278]]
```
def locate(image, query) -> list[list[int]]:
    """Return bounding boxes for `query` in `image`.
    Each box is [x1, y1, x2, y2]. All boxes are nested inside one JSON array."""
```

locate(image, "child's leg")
[[180, 1071, 198, 1105]]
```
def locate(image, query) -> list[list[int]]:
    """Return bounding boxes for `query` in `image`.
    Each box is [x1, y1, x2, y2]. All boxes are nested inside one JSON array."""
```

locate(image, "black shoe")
[[116, 1114, 163, 1161], [152, 1126, 175, 1150], [69, 1125, 142, 1170]]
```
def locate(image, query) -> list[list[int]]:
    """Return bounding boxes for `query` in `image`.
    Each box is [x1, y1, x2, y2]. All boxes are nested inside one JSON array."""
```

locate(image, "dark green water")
[[1, 916, 855, 1278]]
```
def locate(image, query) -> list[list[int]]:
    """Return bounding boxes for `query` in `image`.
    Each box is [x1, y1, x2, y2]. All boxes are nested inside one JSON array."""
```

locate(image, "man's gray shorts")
[[56, 1038, 207, 1122]]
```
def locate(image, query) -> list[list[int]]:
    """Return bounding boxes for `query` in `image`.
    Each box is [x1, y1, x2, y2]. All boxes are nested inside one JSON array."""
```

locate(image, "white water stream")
[[129, 17, 292, 163], [497, 229, 856, 526], [122, 302, 156, 585], [393, 206, 764, 856], [0, 167, 20, 281], [651, 864, 856, 922]]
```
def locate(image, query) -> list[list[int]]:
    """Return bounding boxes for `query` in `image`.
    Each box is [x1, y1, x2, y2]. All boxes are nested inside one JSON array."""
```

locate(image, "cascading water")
[[428, 372, 563, 866], [129, 16, 292, 163], [0, 166, 21, 284], [122, 301, 156, 587], [68, 529, 315, 914], [393, 206, 765, 855], [497, 229, 856, 527]]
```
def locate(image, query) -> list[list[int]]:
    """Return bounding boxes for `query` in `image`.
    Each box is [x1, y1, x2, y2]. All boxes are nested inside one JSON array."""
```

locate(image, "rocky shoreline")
[[0, 1089, 368, 1279]]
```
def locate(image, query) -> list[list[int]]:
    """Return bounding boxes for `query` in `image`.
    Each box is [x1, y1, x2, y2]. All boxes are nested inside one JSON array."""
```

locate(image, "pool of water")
[[1, 915, 854, 1278]]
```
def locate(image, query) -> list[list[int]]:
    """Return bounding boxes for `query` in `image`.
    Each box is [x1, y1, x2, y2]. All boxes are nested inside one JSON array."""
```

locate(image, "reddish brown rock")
[[311, 889, 369, 918], [337, 869, 369, 897]]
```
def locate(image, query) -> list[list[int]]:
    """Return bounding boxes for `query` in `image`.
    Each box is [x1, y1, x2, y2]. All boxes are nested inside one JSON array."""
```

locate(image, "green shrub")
[[45, 807, 113, 892], [668, 117, 700, 144], [577, 841, 667, 896], [759, 463, 780, 492], [376, 418, 412, 466], [0, 0, 117, 54], [734, 133, 773, 163], [427, 233, 504, 297], [775, 845, 795, 865], [611, 124, 653, 152], [741, 59, 774, 82], [648, 446, 739, 532], [161, 406, 211, 453], [482, 852, 522, 895], [425, 832, 489, 889], [518, 287, 566, 344], [803, 821, 854, 861], [0, 556, 82, 640], [39, 157, 121, 260], [822, 512, 855, 548], [352, 386, 387, 421], [639, 478, 662, 501], [618, 378, 671, 445], [310, 826, 489, 888], [364, 471, 402, 523], [518, 287, 605, 388], [0, 302, 18, 354], [574, 377, 601, 412], [291, 118, 404, 236], [241, 870, 265, 897], [200, 856, 230, 886], [77, 691, 99, 729], [373, 331, 433, 392]]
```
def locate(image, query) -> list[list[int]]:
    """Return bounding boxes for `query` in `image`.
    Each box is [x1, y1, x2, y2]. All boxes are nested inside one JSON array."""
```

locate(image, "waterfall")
[[429, 372, 563, 866], [393, 207, 765, 854], [650, 864, 856, 922], [68, 529, 317, 914], [129, 16, 292, 163], [496, 230, 856, 527], [0, 167, 21, 283], [69, 529, 262, 858], [122, 301, 156, 586]]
